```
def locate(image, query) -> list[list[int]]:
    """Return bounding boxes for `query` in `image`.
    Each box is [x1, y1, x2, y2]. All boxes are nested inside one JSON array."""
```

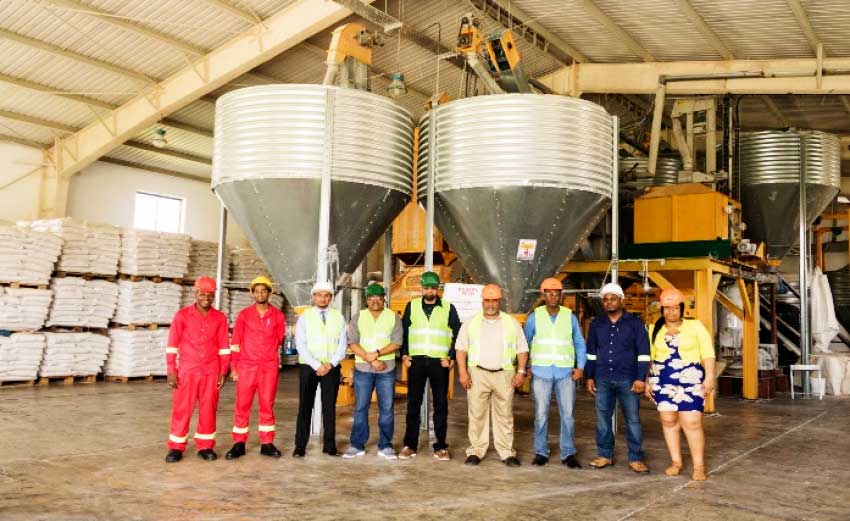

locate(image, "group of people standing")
[[163, 271, 716, 481]]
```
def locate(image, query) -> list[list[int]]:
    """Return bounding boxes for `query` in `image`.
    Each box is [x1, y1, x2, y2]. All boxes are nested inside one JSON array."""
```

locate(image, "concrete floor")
[[0, 368, 847, 521]]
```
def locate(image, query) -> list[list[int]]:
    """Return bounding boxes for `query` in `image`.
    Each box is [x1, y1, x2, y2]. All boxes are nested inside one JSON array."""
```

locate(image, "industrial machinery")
[[456, 13, 532, 94]]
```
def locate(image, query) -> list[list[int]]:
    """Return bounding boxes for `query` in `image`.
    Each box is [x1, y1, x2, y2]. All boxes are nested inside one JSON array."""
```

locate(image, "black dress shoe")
[[260, 443, 282, 458], [225, 442, 246, 460], [165, 449, 182, 463], [464, 455, 481, 466], [502, 456, 521, 467], [532, 454, 549, 466], [197, 449, 218, 461], [562, 454, 582, 469], [323, 447, 339, 457], [292, 448, 306, 458]]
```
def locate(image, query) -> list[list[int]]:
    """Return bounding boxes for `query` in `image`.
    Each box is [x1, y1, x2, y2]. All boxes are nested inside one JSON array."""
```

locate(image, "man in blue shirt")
[[524, 277, 586, 469], [586, 282, 650, 473]]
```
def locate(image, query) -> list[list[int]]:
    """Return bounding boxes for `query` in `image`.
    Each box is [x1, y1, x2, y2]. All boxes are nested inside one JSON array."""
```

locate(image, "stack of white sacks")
[[228, 290, 283, 326], [0, 224, 61, 285], [105, 328, 169, 377], [113, 280, 182, 325], [20, 218, 120, 275], [119, 229, 191, 278], [229, 246, 271, 282], [0, 287, 53, 331], [186, 240, 228, 281], [46, 278, 119, 328], [0, 333, 46, 382], [39, 332, 110, 377]]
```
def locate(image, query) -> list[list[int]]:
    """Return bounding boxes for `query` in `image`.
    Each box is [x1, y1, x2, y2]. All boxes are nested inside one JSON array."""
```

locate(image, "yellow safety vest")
[[530, 306, 575, 368], [466, 312, 518, 371], [408, 298, 452, 358], [356, 308, 397, 363], [300, 307, 344, 364]]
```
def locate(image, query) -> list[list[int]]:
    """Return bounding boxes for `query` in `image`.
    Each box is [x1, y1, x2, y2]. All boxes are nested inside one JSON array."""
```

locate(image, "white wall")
[[66, 161, 245, 244], [0, 142, 44, 222]]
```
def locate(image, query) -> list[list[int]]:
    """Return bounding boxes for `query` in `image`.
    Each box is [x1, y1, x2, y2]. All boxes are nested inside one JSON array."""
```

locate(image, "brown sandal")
[[692, 465, 707, 481], [664, 462, 683, 476]]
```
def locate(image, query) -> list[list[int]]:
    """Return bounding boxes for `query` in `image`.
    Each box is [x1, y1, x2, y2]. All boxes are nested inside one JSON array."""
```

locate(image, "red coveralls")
[[230, 304, 286, 444], [166, 304, 231, 451]]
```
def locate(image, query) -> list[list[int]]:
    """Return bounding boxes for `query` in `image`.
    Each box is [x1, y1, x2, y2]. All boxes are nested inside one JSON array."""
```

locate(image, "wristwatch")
[[375, 349, 382, 357], [518, 368, 527, 375]]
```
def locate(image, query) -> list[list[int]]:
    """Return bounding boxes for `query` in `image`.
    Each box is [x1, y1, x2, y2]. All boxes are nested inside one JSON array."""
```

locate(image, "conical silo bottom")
[[217, 178, 409, 307], [429, 186, 610, 314], [741, 183, 838, 260]]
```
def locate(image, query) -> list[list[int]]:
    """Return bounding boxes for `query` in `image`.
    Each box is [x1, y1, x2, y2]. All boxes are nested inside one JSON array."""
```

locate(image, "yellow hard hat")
[[249, 276, 273, 291]]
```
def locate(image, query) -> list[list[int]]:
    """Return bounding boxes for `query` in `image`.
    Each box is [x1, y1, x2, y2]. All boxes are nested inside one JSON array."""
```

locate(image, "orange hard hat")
[[659, 287, 684, 307], [540, 277, 563, 292], [481, 283, 503, 300], [194, 276, 217, 293]]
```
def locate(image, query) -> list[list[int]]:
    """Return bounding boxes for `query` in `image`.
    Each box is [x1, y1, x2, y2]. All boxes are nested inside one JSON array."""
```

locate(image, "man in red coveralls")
[[225, 276, 286, 459], [164, 276, 231, 463]]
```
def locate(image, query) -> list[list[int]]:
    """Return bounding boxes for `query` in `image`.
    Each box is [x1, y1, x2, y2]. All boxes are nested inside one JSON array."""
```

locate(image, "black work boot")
[[165, 449, 183, 463], [260, 443, 282, 458], [225, 442, 246, 460], [197, 449, 218, 461]]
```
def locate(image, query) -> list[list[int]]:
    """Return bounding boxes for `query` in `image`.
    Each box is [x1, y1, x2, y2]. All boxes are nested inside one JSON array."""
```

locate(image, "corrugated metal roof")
[[801, 0, 850, 57], [107, 144, 212, 178], [135, 125, 213, 159], [166, 101, 217, 132], [0, 82, 104, 129], [510, 0, 640, 62], [592, 0, 721, 61], [0, 118, 56, 145], [689, 0, 812, 59]]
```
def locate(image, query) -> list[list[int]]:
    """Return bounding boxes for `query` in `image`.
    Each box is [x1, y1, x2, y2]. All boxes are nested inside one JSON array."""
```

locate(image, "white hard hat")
[[311, 281, 335, 295], [600, 282, 625, 298]]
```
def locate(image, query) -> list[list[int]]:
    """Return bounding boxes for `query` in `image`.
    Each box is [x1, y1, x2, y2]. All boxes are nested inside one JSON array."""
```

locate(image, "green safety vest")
[[530, 306, 575, 368], [466, 312, 518, 371], [408, 298, 452, 358], [300, 307, 344, 364], [356, 308, 397, 363]]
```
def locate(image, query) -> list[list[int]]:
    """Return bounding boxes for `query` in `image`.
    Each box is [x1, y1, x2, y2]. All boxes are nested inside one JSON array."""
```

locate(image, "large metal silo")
[[418, 94, 614, 313], [212, 85, 414, 306], [740, 130, 841, 260]]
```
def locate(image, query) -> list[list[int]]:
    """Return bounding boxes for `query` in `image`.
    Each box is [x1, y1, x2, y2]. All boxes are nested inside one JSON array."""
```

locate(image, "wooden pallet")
[[0, 281, 49, 290], [0, 379, 36, 388], [109, 323, 160, 331], [105, 374, 167, 383], [38, 375, 97, 386], [44, 326, 110, 335], [119, 274, 183, 284], [54, 272, 118, 282]]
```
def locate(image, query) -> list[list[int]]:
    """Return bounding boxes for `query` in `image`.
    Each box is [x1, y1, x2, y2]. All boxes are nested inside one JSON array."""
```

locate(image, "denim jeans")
[[350, 368, 396, 450], [595, 379, 644, 462], [533, 376, 576, 459]]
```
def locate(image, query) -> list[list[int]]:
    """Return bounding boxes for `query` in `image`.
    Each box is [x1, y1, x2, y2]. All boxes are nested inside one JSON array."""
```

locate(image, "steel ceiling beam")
[[576, 0, 655, 62], [673, 0, 735, 60]]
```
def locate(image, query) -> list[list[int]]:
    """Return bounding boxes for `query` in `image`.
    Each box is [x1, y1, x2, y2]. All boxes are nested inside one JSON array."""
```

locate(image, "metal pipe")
[[659, 71, 764, 84], [215, 202, 228, 310], [770, 281, 779, 346], [611, 115, 619, 284], [648, 83, 666, 177], [383, 226, 393, 304], [317, 90, 335, 284], [706, 99, 717, 175], [424, 107, 437, 271], [799, 143, 811, 394]]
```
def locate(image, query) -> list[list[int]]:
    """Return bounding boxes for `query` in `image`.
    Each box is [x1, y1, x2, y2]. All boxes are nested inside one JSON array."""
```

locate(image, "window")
[[134, 192, 184, 233]]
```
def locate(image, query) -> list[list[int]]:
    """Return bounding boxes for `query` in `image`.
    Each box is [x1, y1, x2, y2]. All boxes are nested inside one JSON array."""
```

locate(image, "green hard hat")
[[420, 271, 440, 288], [365, 283, 386, 297]]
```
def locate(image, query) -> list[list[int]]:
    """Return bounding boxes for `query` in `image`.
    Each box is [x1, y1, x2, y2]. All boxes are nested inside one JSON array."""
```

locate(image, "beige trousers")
[[465, 366, 516, 460]]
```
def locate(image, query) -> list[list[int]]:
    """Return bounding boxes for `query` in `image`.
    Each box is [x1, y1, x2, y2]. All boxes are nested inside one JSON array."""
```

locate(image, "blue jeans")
[[350, 368, 396, 450], [595, 379, 644, 462], [533, 376, 576, 459]]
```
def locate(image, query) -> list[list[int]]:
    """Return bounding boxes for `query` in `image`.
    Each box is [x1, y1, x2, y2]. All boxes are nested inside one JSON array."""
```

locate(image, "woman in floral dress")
[[646, 287, 716, 481]]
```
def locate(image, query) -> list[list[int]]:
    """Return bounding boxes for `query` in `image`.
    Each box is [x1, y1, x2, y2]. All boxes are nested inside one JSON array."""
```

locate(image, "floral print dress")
[[649, 333, 705, 412]]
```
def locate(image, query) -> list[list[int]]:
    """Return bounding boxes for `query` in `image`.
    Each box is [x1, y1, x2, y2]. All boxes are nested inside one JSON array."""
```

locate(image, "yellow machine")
[[456, 13, 532, 94], [634, 183, 741, 244]]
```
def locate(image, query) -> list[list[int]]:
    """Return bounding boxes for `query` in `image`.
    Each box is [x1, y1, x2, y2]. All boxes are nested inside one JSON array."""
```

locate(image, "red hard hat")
[[482, 284, 503, 300], [194, 276, 217, 293], [659, 287, 684, 307]]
